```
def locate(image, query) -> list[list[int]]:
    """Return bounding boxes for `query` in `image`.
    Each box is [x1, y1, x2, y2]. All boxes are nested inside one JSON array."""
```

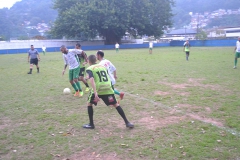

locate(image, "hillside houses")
[[189, 8, 240, 29]]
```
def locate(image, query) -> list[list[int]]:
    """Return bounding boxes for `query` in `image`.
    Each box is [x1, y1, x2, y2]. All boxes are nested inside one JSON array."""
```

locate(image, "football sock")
[[29, 68, 32, 73], [88, 106, 94, 125], [235, 59, 237, 66], [75, 81, 82, 91], [71, 83, 78, 91], [116, 106, 129, 124], [84, 83, 89, 88], [37, 67, 39, 72], [114, 89, 120, 95]]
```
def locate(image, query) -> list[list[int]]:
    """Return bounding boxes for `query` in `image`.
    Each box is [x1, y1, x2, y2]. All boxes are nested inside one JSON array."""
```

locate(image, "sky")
[[0, 0, 22, 9]]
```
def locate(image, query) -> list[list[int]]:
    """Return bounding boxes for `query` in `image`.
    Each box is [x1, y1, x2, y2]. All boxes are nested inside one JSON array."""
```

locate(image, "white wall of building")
[[0, 40, 104, 49]]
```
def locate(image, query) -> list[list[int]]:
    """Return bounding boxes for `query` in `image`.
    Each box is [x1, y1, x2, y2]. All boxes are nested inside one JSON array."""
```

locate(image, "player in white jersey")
[[149, 41, 153, 54], [96, 50, 124, 101], [61, 45, 83, 97], [233, 37, 240, 69], [115, 42, 119, 53], [42, 45, 46, 55]]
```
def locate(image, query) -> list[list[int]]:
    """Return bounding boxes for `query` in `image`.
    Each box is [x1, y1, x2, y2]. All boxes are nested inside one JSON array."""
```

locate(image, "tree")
[[0, 9, 12, 40], [196, 29, 207, 40], [51, 0, 174, 44]]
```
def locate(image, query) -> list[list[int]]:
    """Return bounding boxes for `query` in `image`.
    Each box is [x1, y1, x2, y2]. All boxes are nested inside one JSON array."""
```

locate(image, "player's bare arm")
[[37, 54, 40, 61], [62, 64, 67, 75], [113, 70, 117, 79], [82, 51, 88, 65]]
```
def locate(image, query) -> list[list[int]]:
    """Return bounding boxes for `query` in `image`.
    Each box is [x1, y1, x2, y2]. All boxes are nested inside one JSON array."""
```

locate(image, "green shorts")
[[69, 67, 80, 81], [149, 48, 153, 50], [235, 52, 240, 58]]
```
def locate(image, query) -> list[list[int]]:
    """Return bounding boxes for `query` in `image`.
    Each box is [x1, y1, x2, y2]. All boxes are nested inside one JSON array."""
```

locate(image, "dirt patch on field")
[[0, 118, 10, 130], [64, 148, 123, 160], [138, 115, 187, 130], [154, 91, 170, 95], [154, 90, 190, 96], [176, 104, 212, 113], [187, 114, 224, 127], [158, 78, 222, 91]]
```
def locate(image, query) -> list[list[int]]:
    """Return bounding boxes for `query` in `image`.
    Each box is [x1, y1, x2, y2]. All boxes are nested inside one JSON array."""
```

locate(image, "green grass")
[[0, 47, 239, 160]]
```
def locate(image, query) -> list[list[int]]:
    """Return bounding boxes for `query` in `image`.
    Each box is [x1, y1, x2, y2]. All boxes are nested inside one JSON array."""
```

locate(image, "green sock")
[[75, 81, 82, 91], [71, 83, 78, 92], [235, 59, 238, 66], [114, 89, 120, 95]]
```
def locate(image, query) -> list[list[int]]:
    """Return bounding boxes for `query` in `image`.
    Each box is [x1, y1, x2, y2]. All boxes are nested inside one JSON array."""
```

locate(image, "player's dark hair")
[[61, 45, 66, 49], [97, 50, 104, 58], [88, 55, 97, 64], [76, 43, 81, 47], [31, 45, 33, 47]]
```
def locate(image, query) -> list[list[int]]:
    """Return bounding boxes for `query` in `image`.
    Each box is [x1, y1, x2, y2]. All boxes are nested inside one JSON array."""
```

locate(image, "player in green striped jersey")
[[75, 43, 90, 91], [183, 40, 190, 61], [82, 55, 134, 129]]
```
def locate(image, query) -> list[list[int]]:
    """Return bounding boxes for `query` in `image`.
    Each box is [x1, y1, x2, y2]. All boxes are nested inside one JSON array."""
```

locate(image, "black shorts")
[[88, 92, 117, 106], [30, 58, 38, 65], [79, 67, 85, 77], [185, 52, 190, 55]]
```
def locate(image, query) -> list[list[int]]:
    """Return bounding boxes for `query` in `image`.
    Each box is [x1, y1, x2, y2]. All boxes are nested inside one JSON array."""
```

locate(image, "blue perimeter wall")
[[0, 39, 236, 54]]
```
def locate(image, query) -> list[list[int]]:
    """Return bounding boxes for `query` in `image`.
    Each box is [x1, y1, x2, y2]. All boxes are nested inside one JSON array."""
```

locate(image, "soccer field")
[[0, 47, 239, 160]]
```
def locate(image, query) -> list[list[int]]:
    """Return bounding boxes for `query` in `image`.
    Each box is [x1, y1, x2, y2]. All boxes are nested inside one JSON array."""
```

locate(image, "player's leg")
[[35, 59, 39, 73], [234, 52, 240, 69], [28, 59, 34, 74], [83, 92, 97, 129], [69, 69, 79, 96], [101, 94, 134, 128], [79, 67, 90, 91], [73, 67, 83, 97], [149, 48, 152, 54], [112, 85, 124, 100], [186, 52, 189, 61]]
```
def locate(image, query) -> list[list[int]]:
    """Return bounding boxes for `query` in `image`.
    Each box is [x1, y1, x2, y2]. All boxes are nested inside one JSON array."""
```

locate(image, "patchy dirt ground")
[[63, 149, 123, 160]]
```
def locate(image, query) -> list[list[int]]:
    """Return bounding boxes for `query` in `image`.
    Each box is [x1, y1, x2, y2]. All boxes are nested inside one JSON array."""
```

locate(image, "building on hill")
[[224, 27, 240, 38], [160, 29, 197, 41], [207, 27, 240, 39]]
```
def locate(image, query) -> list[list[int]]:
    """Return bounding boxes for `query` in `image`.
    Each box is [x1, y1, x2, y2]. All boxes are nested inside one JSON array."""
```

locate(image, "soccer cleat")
[[74, 91, 79, 97], [126, 122, 134, 128], [119, 92, 124, 100], [79, 91, 84, 97], [85, 87, 90, 92], [233, 66, 237, 69], [27, 72, 32, 74], [82, 124, 95, 129]]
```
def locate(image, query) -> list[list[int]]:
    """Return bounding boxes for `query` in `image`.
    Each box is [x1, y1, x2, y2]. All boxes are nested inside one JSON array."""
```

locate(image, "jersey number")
[[96, 71, 108, 82]]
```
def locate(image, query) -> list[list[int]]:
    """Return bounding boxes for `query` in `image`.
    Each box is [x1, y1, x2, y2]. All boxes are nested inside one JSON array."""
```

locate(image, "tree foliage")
[[196, 29, 207, 40], [0, 0, 57, 39], [51, 0, 174, 44]]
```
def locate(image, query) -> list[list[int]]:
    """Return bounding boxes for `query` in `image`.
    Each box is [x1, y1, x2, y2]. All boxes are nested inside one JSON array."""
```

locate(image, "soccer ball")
[[63, 88, 71, 94]]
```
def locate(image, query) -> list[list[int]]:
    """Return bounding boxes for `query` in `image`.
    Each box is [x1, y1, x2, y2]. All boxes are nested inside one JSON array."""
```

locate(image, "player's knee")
[[79, 76, 84, 81]]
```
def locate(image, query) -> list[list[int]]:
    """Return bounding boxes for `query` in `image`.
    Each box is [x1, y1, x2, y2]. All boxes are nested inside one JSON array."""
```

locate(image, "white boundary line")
[[124, 92, 240, 137]]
